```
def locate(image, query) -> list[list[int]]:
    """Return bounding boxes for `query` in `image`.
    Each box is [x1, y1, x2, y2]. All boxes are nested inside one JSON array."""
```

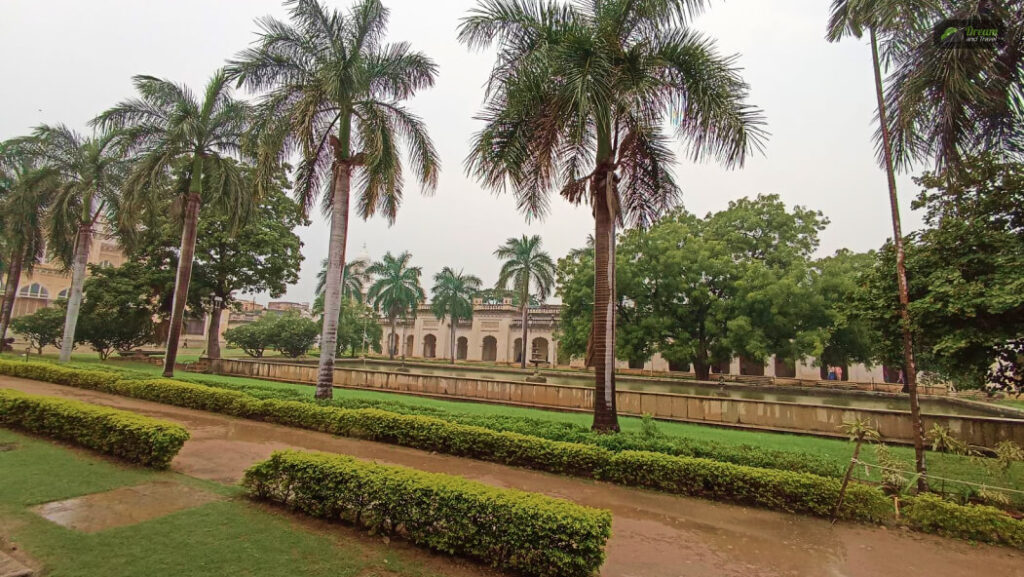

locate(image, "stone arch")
[[739, 356, 765, 376], [456, 336, 468, 360], [18, 283, 48, 299], [820, 364, 849, 381], [531, 337, 549, 362], [423, 334, 437, 358], [404, 334, 414, 357], [773, 356, 796, 378], [387, 333, 399, 356], [513, 338, 523, 363], [57, 288, 69, 299], [482, 336, 497, 362]]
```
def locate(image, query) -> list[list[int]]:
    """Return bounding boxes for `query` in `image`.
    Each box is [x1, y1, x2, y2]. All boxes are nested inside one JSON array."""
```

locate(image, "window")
[[57, 289, 69, 299], [18, 283, 49, 299]]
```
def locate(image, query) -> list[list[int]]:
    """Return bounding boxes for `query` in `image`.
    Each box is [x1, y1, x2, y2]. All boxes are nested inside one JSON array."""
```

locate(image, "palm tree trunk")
[[316, 161, 351, 399], [520, 291, 528, 369], [0, 248, 24, 345], [206, 304, 222, 360], [450, 320, 456, 364], [592, 159, 620, 432], [163, 191, 202, 377], [871, 28, 927, 491], [389, 315, 397, 359], [58, 223, 92, 363]]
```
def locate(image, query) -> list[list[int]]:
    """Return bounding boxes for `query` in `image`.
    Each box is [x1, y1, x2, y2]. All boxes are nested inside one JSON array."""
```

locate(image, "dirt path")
[[3, 376, 1023, 577]]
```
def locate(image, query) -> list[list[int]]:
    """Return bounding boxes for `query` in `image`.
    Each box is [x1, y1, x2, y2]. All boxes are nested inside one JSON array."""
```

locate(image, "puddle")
[[31, 482, 223, 533]]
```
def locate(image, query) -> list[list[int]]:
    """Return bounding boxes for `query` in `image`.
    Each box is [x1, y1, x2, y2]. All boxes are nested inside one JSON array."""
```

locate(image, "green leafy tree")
[[494, 235, 554, 368], [18, 125, 127, 363], [94, 71, 251, 377], [431, 267, 482, 363], [0, 141, 57, 344], [11, 305, 66, 355], [367, 252, 424, 359], [459, 0, 766, 431], [813, 249, 879, 371], [230, 0, 439, 398], [223, 318, 274, 358], [270, 313, 319, 358], [77, 263, 158, 360], [333, 299, 383, 358], [827, 0, 938, 491]]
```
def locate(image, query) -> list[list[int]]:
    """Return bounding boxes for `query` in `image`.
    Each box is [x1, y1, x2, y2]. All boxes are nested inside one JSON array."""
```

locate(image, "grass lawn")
[[0, 428, 481, 577], [34, 355, 1019, 503], [998, 398, 1024, 411]]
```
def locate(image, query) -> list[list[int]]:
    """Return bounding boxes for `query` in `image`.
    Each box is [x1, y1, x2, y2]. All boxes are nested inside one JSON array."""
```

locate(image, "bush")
[[903, 493, 1024, 549], [10, 305, 66, 354], [269, 313, 319, 358], [223, 321, 273, 358], [0, 388, 188, 468], [245, 450, 611, 577], [0, 360, 885, 521]]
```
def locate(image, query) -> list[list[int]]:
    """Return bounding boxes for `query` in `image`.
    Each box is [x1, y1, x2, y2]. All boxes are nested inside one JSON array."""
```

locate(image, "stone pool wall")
[[210, 358, 1024, 448]]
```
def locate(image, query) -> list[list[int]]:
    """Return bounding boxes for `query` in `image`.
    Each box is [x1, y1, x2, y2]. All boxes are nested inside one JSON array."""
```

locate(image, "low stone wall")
[[211, 358, 1024, 448]]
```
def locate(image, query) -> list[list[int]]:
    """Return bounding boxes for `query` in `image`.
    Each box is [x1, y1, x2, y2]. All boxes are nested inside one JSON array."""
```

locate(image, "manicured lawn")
[[998, 398, 1024, 411], [44, 356, 1022, 503], [0, 428, 480, 577]]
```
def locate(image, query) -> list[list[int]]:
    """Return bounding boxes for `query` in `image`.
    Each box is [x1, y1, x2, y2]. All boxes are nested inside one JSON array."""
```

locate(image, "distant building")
[[267, 301, 310, 314]]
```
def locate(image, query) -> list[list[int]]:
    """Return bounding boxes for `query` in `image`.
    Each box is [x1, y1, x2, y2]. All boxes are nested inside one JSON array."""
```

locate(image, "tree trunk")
[[0, 249, 24, 345], [871, 28, 927, 491], [315, 161, 351, 399], [450, 320, 456, 364], [206, 304, 222, 360], [389, 315, 397, 359], [591, 162, 620, 432], [58, 224, 93, 363], [694, 361, 711, 381], [163, 191, 202, 377], [520, 290, 529, 369]]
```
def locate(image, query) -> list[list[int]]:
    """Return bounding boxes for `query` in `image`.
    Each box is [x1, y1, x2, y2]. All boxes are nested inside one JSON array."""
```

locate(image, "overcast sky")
[[0, 0, 928, 305]]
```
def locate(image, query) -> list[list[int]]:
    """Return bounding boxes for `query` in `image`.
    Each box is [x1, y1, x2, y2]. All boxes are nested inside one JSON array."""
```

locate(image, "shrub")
[[0, 388, 188, 468], [10, 305, 66, 354], [903, 493, 1024, 549], [223, 321, 273, 358], [269, 313, 319, 358], [244, 450, 611, 577]]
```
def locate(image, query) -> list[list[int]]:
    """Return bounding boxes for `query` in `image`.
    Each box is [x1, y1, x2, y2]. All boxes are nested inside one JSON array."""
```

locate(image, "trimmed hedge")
[[0, 388, 188, 468], [0, 360, 888, 521], [903, 493, 1024, 549], [245, 450, 612, 577]]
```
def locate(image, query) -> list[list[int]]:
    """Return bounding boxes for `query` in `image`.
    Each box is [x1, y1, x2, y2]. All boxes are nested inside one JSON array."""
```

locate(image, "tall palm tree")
[[494, 235, 555, 369], [20, 125, 127, 363], [884, 1, 1024, 175], [431, 267, 482, 363], [315, 257, 370, 304], [94, 71, 251, 377], [827, 0, 932, 492], [459, 0, 765, 431], [366, 251, 424, 360], [0, 141, 58, 344], [229, 0, 439, 399]]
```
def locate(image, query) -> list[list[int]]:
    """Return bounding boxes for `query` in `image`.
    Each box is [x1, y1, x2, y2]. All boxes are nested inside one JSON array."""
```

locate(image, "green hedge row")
[[245, 450, 611, 577], [0, 359, 888, 521], [167, 371, 844, 478], [0, 388, 188, 468], [903, 493, 1024, 549]]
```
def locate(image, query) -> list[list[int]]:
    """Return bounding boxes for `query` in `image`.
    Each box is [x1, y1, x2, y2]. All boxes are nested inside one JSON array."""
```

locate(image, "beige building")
[[380, 297, 561, 365], [1, 229, 127, 320]]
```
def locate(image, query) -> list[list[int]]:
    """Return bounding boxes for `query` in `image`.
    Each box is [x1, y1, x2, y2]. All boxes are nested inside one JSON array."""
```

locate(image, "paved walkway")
[[3, 376, 1023, 577]]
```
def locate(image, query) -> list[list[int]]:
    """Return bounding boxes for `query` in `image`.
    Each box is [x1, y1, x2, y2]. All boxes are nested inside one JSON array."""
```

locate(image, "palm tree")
[[20, 125, 127, 363], [883, 2, 1023, 175], [827, 0, 931, 492], [229, 0, 439, 399], [315, 257, 370, 305], [0, 141, 58, 344], [494, 235, 555, 369], [366, 252, 424, 360], [431, 267, 482, 363], [459, 0, 765, 431], [94, 71, 251, 377]]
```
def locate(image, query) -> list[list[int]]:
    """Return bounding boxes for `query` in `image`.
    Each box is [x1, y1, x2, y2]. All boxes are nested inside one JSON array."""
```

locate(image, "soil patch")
[[31, 481, 223, 533]]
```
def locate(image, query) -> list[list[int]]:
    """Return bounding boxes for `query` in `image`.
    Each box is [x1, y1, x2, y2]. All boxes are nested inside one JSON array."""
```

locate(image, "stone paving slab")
[[0, 551, 32, 577], [31, 482, 222, 533]]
